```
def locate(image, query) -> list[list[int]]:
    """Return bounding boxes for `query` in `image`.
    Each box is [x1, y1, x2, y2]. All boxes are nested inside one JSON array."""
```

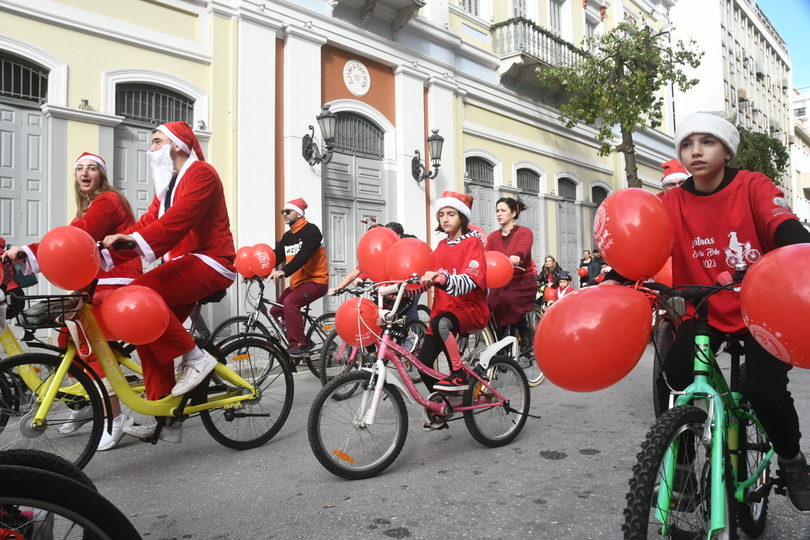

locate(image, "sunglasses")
[[280, 209, 293, 215]]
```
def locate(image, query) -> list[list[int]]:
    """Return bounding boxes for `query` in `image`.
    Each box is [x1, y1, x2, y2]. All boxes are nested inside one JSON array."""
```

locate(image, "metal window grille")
[[516, 168, 540, 194], [333, 113, 384, 159], [115, 84, 194, 126], [0, 53, 48, 103], [592, 186, 608, 206], [460, 0, 479, 17], [558, 178, 576, 200], [466, 157, 494, 185]]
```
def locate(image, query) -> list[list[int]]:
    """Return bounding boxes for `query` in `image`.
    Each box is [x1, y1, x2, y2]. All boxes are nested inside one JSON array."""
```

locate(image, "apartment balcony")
[[333, 0, 426, 32], [491, 17, 587, 88]]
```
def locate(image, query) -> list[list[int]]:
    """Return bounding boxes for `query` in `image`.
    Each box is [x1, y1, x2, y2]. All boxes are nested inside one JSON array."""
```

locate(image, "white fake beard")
[[150, 144, 175, 201]]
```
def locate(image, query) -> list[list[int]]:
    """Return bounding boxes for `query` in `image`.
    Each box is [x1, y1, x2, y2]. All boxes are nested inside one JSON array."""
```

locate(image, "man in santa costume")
[[268, 198, 329, 358], [102, 122, 236, 443], [660, 159, 689, 194]]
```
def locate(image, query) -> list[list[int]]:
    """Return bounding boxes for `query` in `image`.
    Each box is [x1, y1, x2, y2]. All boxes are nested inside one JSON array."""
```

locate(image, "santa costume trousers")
[[132, 256, 234, 399]]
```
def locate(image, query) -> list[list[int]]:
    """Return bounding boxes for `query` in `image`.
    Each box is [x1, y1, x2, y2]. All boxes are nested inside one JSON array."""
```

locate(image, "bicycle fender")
[[383, 366, 419, 405], [478, 336, 518, 369]]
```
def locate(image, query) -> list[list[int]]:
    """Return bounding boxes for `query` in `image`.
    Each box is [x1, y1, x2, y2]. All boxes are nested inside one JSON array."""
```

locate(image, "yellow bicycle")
[[0, 286, 294, 469]]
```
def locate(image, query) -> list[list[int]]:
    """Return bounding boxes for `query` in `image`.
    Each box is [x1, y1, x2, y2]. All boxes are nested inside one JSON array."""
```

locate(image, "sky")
[[755, 0, 810, 91]]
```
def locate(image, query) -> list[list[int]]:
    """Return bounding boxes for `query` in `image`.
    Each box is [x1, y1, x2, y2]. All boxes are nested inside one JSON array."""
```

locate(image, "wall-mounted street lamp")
[[301, 104, 337, 166], [411, 129, 444, 182]]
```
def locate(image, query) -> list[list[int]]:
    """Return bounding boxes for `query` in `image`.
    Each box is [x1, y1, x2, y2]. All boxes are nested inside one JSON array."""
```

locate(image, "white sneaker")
[[171, 352, 217, 397], [123, 419, 183, 443], [58, 406, 94, 434], [97, 413, 134, 451]]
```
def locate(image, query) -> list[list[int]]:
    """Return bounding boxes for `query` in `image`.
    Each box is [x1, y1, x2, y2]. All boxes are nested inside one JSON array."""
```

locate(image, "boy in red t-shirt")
[[656, 112, 810, 514]]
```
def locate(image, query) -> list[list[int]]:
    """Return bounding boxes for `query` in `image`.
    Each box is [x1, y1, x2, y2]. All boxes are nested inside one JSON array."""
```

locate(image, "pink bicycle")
[[307, 277, 532, 479]]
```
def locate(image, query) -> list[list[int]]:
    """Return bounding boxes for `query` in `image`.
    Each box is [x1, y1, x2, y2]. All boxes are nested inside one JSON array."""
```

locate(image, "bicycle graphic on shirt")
[[724, 232, 761, 267]]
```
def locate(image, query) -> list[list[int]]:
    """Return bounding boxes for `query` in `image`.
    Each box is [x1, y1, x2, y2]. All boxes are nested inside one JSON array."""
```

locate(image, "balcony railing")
[[491, 17, 587, 69]]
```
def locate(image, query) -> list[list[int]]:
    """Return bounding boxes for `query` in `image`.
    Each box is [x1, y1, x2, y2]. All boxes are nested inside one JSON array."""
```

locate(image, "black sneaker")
[[433, 369, 469, 392], [286, 342, 310, 359], [779, 454, 810, 514]]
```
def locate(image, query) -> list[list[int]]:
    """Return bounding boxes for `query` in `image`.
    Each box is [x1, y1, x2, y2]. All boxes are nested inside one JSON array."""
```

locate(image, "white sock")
[[183, 346, 205, 364]]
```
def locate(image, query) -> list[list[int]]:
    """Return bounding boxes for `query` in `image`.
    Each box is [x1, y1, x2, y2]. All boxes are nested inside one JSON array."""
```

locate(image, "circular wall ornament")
[[344, 60, 371, 97]]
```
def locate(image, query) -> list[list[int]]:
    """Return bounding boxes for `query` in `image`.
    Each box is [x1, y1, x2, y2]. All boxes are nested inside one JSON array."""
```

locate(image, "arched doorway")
[[113, 83, 195, 220], [464, 157, 496, 234], [0, 51, 49, 251], [557, 177, 578, 273], [322, 112, 386, 311]]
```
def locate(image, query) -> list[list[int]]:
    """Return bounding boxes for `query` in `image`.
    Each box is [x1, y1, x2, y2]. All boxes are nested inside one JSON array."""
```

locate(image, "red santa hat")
[[284, 198, 307, 216], [435, 191, 473, 221], [660, 159, 689, 187], [157, 122, 205, 162], [74, 152, 107, 174]]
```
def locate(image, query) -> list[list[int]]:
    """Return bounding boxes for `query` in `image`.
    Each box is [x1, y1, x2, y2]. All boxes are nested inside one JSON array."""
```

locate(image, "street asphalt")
[[83, 345, 810, 539]]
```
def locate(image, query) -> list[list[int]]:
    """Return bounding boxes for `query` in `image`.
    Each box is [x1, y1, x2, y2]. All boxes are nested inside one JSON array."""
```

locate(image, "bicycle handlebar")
[[96, 240, 137, 252]]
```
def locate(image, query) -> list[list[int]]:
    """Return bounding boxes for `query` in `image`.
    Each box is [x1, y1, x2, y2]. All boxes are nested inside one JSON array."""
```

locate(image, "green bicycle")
[[623, 272, 777, 539]]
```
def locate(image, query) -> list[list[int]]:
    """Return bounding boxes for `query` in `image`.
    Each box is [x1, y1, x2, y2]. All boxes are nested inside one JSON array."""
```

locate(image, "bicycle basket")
[[16, 295, 83, 329]]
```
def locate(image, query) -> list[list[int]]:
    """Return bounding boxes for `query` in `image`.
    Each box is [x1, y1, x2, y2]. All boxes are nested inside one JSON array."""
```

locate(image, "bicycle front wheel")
[[211, 315, 270, 346], [308, 370, 408, 480], [197, 338, 294, 449], [0, 353, 104, 469], [737, 363, 770, 536], [463, 356, 530, 447], [304, 312, 336, 378], [0, 464, 141, 539], [623, 405, 736, 539]]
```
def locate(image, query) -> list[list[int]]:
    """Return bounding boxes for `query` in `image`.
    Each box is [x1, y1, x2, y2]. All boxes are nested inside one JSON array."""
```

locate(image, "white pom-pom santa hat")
[[284, 198, 307, 216], [660, 159, 689, 187], [434, 191, 473, 221], [74, 152, 107, 174], [674, 112, 740, 160]]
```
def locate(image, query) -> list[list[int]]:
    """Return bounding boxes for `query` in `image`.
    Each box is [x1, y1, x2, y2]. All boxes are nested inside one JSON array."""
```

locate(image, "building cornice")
[[41, 104, 124, 127]]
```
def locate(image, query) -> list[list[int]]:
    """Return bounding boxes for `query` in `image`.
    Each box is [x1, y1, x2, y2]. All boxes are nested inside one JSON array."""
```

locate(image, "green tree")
[[538, 20, 703, 188], [730, 128, 790, 185]]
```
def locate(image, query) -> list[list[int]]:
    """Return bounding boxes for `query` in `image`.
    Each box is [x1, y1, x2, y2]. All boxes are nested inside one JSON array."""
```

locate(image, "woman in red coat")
[[486, 197, 535, 349], [3, 152, 142, 451]]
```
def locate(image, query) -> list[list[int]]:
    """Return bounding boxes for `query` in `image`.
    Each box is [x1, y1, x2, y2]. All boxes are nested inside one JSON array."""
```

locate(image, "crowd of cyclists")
[[3, 109, 810, 529]]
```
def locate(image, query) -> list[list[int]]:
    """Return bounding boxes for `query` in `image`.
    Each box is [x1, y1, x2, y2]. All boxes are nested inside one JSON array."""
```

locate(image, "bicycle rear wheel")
[[623, 405, 736, 539], [463, 356, 530, 447], [0, 353, 104, 469], [308, 370, 408, 480], [652, 316, 676, 418], [304, 312, 336, 378], [319, 329, 365, 389], [0, 464, 141, 539], [736, 363, 770, 536], [197, 338, 294, 449], [211, 315, 270, 346]]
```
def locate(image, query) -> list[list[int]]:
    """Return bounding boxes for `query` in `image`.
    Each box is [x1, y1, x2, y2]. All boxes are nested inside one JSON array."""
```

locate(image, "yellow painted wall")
[[208, 14, 237, 212], [54, 0, 198, 40]]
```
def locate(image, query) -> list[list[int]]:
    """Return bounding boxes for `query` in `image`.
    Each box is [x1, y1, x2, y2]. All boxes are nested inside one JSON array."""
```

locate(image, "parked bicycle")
[[211, 276, 335, 378], [307, 277, 532, 480], [622, 272, 777, 539]]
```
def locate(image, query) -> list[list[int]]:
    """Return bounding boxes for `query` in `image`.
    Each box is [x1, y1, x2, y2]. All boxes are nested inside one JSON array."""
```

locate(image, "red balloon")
[[100, 285, 171, 345], [335, 297, 381, 347], [741, 244, 810, 368], [534, 286, 651, 391], [485, 251, 512, 288], [235, 246, 255, 279], [357, 227, 400, 283], [250, 243, 276, 278], [594, 188, 674, 281], [653, 257, 673, 288], [38, 226, 100, 290], [386, 238, 436, 288], [577, 267, 588, 278], [544, 286, 558, 302], [91, 288, 119, 341]]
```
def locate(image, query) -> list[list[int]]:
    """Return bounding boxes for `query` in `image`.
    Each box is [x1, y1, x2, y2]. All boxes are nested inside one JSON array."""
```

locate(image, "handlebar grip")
[[97, 240, 137, 252]]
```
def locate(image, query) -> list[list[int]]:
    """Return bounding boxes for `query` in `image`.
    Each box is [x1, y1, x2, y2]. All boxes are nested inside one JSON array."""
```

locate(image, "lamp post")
[[302, 104, 337, 166], [412, 129, 444, 182]]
